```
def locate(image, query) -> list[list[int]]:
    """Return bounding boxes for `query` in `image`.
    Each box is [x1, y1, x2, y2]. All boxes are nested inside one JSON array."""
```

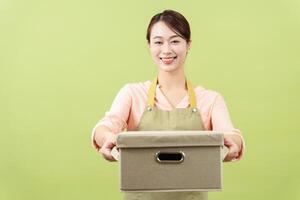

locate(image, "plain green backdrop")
[[1, 0, 300, 199]]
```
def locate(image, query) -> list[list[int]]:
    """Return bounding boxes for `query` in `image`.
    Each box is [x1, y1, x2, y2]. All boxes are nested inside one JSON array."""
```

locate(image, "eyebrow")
[[152, 35, 180, 40]]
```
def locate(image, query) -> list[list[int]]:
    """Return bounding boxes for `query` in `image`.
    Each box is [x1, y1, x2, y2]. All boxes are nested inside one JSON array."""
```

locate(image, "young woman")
[[91, 9, 245, 200]]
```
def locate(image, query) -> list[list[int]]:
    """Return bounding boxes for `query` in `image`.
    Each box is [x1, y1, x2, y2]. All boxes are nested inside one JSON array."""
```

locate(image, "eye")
[[171, 40, 180, 44], [154, 41, 162, 45]]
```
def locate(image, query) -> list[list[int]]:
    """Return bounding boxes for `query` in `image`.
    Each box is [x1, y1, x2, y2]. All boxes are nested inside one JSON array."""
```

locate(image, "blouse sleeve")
[[91, 84, 132, 150], [210, 93, 245, 161]]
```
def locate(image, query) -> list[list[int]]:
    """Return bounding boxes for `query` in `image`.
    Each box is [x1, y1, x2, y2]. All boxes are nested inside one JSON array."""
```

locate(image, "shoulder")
[[193, 85, 228, 116], [118, 80, 151, 96], [194, 85, 221, 100], [193, 85, 227, 108], [126, 80, 151, 91]]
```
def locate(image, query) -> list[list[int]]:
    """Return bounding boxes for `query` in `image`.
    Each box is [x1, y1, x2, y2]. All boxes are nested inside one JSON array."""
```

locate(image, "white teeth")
[[160, 57, 177, 60]]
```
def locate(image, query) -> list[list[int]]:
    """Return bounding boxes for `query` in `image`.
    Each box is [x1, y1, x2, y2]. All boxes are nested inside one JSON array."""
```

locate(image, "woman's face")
[[148, 21, 190, 73]]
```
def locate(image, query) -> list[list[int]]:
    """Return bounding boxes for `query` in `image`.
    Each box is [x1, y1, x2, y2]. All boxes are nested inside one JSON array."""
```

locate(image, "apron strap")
[[147, 77, 158, 108], [187, 81, 197, 110], [147, 76, 197, 111]]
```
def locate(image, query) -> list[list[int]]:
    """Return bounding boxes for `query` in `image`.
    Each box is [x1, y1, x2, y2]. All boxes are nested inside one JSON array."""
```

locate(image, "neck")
[[157, 68, 186, 91]]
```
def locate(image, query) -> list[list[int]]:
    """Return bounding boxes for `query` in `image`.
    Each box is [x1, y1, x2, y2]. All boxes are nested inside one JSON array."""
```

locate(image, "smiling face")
[[148, 21, 191, 73]]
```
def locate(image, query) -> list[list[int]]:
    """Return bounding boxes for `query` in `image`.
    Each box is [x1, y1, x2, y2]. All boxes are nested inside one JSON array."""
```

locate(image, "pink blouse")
[[91, 80, 245, 161]]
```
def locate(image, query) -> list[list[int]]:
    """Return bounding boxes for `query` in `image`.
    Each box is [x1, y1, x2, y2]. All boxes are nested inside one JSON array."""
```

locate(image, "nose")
[[161, 43, 172, 54]]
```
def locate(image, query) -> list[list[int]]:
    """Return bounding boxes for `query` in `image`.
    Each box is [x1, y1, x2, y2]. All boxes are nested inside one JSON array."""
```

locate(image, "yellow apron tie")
[[187, 80, 197, 112], [147, 77, 158, 108]]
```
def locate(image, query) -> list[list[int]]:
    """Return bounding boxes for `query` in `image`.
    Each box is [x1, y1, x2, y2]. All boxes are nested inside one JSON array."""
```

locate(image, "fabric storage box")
[[116, 131, 227, 192]]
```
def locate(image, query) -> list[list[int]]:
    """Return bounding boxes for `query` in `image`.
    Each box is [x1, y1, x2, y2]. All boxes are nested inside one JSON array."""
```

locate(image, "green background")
[[1, 0, 299, 199]]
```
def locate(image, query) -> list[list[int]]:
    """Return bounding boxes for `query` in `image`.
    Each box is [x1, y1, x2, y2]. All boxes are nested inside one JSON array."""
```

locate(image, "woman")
[[91, 9, 245, 200]]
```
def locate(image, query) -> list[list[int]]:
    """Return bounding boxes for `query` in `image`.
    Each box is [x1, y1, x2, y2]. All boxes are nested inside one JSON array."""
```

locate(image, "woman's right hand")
[[98, 132, 117, 162]]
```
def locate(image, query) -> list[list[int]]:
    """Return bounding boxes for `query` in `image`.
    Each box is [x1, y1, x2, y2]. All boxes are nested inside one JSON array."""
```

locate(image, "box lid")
[[116, 131, 224, 148]]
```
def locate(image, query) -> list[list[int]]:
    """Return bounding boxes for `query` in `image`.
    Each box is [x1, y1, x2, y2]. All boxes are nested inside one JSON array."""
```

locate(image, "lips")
[[160, 56, 177, 64]]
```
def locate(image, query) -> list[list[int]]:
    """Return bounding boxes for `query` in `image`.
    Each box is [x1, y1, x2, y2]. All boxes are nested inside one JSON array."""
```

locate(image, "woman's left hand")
[[223, 133, 241, 162]]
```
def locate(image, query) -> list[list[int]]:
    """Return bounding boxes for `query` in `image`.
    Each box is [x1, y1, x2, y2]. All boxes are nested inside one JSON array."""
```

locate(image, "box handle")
[[155, 151, 185, 163]]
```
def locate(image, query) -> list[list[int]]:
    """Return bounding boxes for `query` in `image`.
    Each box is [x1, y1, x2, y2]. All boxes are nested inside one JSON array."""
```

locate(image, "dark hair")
[[146, 9, 191, 44]]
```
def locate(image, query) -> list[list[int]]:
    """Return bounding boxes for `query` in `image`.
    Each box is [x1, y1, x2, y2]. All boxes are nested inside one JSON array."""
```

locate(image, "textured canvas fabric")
[[117, 131, 225, 192]]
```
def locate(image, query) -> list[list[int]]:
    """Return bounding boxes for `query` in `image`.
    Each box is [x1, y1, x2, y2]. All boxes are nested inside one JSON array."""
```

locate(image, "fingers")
[[228, 143, 239, 157], [224, 145, 239, 162], [99, 134, 117, 162], [223, 136, 240, 162], [99, 142, 117, 161]]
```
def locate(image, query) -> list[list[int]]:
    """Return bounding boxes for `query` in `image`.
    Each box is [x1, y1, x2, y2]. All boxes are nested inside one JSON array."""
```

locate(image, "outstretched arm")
[[91, 84, 132, 161], [211, 94, 245, 162]]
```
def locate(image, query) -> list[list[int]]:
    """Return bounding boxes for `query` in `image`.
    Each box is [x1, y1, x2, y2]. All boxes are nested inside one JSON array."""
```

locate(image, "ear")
[[187, 40, 192, 50], [147, 41, 150, 48]]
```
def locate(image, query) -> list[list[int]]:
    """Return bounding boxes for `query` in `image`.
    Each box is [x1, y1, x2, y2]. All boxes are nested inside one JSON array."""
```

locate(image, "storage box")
[[116, 131, 227, 192]]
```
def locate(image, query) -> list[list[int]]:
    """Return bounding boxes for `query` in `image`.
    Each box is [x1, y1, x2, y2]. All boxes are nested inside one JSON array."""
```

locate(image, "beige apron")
[[123, 77, 208, 200]]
